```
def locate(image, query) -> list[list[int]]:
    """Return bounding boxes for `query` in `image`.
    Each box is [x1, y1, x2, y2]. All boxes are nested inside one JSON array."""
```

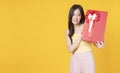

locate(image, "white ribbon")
[[88, 14, 97, 32]]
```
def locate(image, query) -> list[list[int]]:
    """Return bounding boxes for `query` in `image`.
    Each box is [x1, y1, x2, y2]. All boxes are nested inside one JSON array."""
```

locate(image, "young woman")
[[65, 4, 104, 73]]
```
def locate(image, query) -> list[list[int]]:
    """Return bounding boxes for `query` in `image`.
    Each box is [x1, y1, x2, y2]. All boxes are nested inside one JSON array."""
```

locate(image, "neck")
[[74, 23, 81, 30], [74, 23, 83, 34]]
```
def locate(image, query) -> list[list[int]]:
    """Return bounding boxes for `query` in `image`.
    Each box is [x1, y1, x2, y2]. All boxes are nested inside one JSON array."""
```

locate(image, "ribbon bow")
[[88, 14, 97, 32], [86, 10, 100, 32]]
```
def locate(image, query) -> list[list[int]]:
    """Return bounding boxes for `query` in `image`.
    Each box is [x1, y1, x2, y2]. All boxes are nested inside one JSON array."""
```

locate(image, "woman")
[[65, 4, 104, 73]]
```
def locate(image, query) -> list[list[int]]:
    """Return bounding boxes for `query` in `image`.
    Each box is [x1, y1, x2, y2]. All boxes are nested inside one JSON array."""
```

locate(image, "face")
[[72, 8, 81, 25]]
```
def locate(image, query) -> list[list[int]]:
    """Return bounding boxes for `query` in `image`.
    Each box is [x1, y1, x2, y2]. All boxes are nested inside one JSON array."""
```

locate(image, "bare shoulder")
[[65, 29, 69, 36]]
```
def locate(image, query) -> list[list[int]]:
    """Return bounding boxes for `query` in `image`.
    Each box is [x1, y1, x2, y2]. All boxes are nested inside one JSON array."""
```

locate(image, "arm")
[[65, 30, 82, 53]]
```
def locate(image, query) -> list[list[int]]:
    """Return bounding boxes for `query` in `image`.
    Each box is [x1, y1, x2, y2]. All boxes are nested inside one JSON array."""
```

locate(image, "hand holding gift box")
[[82, 9, 108, 43]]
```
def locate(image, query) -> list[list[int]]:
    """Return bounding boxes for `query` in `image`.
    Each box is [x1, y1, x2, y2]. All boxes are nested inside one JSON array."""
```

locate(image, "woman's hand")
[[94, 41, 104, 48]]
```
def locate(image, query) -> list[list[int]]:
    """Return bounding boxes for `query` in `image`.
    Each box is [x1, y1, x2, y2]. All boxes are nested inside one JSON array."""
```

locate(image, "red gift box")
[[82, 9, 108, 43]]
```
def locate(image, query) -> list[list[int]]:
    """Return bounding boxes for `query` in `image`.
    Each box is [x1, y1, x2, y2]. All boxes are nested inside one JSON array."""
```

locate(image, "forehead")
[[74, 8, 81, 14]]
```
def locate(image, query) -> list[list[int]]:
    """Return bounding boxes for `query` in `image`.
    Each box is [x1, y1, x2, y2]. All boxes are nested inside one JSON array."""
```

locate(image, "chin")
[[72, 21, 80, 25], [73, 22, 79, 25]]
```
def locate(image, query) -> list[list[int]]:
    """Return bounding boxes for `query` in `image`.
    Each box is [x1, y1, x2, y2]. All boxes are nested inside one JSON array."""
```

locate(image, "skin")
[[65, 8, 104, 53]]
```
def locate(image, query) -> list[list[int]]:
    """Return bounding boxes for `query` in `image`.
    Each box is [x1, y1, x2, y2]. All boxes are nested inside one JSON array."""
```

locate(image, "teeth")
[[75, 21, 77, 22]]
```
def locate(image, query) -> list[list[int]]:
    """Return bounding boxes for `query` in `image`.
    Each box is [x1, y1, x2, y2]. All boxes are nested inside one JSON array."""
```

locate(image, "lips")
[[74, 20, 78, 22], [73, 20, 79, 23]]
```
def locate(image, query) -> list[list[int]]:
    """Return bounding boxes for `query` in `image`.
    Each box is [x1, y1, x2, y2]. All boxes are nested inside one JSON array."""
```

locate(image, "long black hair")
[[68, 4, 85, 43]]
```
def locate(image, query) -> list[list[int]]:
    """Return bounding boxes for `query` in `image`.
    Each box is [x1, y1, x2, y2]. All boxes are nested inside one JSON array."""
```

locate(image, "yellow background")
[[0, 0, 120, 73]]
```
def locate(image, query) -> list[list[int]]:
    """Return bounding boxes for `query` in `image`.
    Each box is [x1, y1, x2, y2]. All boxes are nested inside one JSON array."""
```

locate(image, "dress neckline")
[[72, 33, 81, 37]]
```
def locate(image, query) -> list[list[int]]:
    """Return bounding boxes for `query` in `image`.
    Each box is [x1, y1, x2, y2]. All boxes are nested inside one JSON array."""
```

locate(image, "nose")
[[75, 16, 79, 20]]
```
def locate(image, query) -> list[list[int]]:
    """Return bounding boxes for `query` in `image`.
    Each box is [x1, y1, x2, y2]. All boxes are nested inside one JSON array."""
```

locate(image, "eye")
[[78, 14, 81, 16], [73, 13, 75, 16]]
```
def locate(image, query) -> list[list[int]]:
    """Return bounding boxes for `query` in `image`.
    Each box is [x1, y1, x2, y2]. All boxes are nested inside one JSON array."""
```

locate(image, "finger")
[[94, 41, 98, 45], [97, 41, 100, 44], [97, 41, 101, 45], [100, 41, 104, 45], [99, 44, 104, 48]]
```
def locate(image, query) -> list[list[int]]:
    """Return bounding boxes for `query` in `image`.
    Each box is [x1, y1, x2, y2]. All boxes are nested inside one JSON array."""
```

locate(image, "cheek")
[[78, 16, 81, 20], [72, 16, 75, 20], [72, 16, 81, 20]]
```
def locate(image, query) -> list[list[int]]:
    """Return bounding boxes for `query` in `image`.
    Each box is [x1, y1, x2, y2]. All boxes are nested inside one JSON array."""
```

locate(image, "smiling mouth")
[[74, 20, 78, 22]]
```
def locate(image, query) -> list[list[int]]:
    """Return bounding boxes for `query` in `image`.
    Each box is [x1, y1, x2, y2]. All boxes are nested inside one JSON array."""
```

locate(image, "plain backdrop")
[[0, 0, 120, 73]]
